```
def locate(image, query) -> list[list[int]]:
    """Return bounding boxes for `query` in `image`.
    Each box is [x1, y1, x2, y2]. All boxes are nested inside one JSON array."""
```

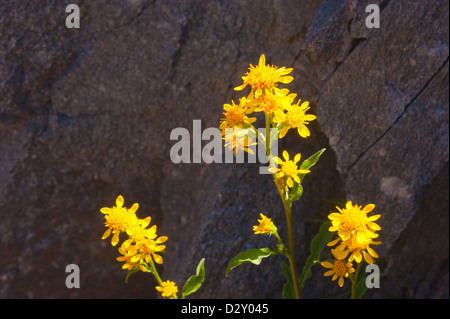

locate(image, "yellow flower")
[[253, 213, 277, 235], [273, 99, 317, 138], [219, 97, 257, 134], [120, 219, 158, 249], [253, 89, 296, 115], [234, 54, 293, 98], [328, 201, 381, 242], [223, 128, 257, 155], [116, 245, 147, 272], [133, 236, 169, 265], [101, 195, 139, 246], [327, 201, 382, 264], [273, 175, 287, 190], [156, 280, 178, 299], [321, 249, 355, 287], [329, 236, 382, 265], [268, 150, 310, 188]]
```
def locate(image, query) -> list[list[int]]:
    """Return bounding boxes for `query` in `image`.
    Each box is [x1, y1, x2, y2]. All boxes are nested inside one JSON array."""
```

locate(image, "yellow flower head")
[[268, 150, 310, 188], [219, 97, 257, 134], [329, 236, 382, 265], [223, 128, 257, 156], [133, 236, 169, 265], [253, 213, 277, 235], [101, 195, 139, 246], [273, 99, 317, 138], [321, 249, 356, 287], [116, 245, 147, 272], [328, 201, 381, 242], [327, 201, 382, 264], [156, 280, 178, 299], [234, 54, 293, 98], [253, 88, 296, 115], [120, 218, 158, 250]]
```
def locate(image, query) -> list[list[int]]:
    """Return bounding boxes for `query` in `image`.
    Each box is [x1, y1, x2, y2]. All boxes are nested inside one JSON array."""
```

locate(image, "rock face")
[[0, 0, 447, 299]]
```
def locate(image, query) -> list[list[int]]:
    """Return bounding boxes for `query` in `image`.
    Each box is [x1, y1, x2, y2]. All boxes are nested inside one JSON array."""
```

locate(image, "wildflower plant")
[[222, 54, 382, 299], [100, 195, 205, 299], [99, 54, 382, 300]]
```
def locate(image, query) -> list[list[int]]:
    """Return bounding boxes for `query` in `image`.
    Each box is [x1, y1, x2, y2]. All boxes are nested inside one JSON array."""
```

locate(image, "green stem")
[[265, 114, 271, 158], [351, 262, 362, 299], [263, 113, 301, 299], [148, 258, 163, 286], [279, 191, 302, 299]]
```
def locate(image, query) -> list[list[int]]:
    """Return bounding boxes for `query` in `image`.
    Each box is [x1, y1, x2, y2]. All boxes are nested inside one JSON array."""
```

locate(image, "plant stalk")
[[264, 113, 301, 299], [148, 258, 163, 286], [351, 262, 362, 299], [280, 193, 302, 299]]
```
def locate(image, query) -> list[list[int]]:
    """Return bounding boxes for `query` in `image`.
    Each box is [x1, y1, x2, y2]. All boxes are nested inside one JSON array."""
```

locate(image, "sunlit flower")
[[327, 201, 382, 264], [321, 249, 355, 287], [101, 195, 139, 246], [219, 97, 257, 134], [234, 54, 293, 98], [120, 218, 158, 250], [268, 150, 310, 188], [133, 236, 169, 265], [116, 245, 148, 272], [253, 213, 277, 235], [273, 99, 316, 138], [156, 280, 178, 299], [253, 88, 296, 115], [224, 128, 257, 155], [328, 201, 381, 242], [329, 236, 382, 265]]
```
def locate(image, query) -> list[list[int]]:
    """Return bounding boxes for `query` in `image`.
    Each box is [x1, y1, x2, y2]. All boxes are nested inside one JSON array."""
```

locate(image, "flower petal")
[[321, 261, 334, 269], [259, 54, 266, 67], [116, 195, 124, 208], [102, 228, 112, 239], [129, 203, 139, 214], [363, 204, 375, 212], [324, 270, 335, 277]]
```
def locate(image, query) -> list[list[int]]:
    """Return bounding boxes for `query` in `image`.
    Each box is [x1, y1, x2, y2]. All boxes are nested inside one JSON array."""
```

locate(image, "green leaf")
[[299, 148, 326, 182], [225, 248, 276, 276], [299, 221, 333, 288], [289, 183, 303, 202], [182, 258, 205, 299], [125, 268, 140, 283], [281, 262, 296, 299]]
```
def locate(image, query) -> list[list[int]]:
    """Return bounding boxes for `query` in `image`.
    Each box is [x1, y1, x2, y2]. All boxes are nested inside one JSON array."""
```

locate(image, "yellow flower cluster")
[[101, 195, 168, 267], [269, 150, 310, 188], [253, 213, 277, 235], [219, 54, 316, 155], [156, 280, 178, 299], [322, 201, 382, 287], [100, 195, 178, 298]]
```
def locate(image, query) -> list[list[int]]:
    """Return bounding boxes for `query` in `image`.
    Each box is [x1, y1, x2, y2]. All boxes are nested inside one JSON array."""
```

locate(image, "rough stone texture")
[[0, 0, 448, 299], [304, 0, 449, 298]]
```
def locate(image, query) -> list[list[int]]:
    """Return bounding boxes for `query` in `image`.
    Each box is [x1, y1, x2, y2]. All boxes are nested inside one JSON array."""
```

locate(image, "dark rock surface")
[[0, 0, 447, 299]]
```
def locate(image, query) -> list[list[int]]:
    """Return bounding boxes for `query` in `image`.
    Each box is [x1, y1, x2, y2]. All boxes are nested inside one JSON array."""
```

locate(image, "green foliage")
[[225, 248, 277, 276], [125, 268, 140, 283], [289, 183, 303, 202], [281, 262, 296, 299], [182, 258, 206, 299], [299, 221, 333, 288], [299, 148, 326, 183]]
